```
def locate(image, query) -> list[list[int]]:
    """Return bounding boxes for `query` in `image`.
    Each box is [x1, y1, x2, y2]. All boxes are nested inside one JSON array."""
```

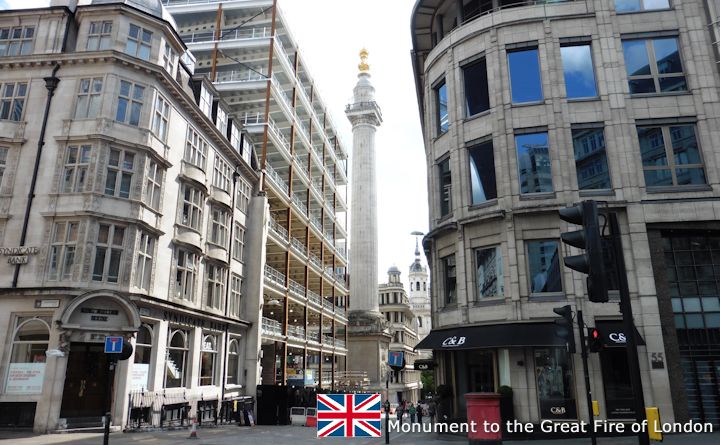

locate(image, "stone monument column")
[[345, 49, 391, 391]]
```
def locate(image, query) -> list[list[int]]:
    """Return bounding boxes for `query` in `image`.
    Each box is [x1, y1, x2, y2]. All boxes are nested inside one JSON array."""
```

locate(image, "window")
[[151, 94, 170, 141], [226, 339, 240, 385], [92, 223, 125, 283], [205, 264, 226, 310], [527, 240, 562, 294], [469, 141, 497, 204], [105, 148, 135, 198], [237, 178, 251, 213], [476, 246, 503, 299], [135, 231, 155, 290], [233, 223, 245, 262], [135, 324, 153, 365], [48, 221, 79, 280], [434, 80, 449, 134], [416, 282, 420, 291], [0, 147, 6, 187], [175, 248, 198, 301], [115, 80, 145, 126], [229, 274, 242, 318], [185, 127, 208, 169], [615, 0, 669, 13], [516, 132, 553, 194], [442, 254, 456, 304], [6, 318, 49, 394], [165, 329, 188, 388], [508, 47, 543, 103], [62, 145, 92, 193], [418, 317, 423, 327], [125, 24, 152, 60], [216, 105, 228, 136], [572, 128, 611, 190], [439, 157, 452, 216], [637, 124, 705, 187], [200, 86, 212, 118], [162, 44, 176, 74], [0, 82, 27, 121], [535, 347, 577, 419], [86, 21, 112, 51], [199, 334, 217, 386], [74, 78, 103, 119], [213, 155, 232, 193], [0, 26, 35, 56], [622, 37, 686, 94], [144, 159, 163, 210], [209, 207, 230, 248], [561, 43, 598, 99], [463, 57, 490, 116], [423, 282, 426, 291], [179, 183, 204, 230]]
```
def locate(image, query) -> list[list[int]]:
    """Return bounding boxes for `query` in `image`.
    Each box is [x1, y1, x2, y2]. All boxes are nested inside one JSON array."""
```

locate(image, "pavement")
[[0, 424, 718, 445]]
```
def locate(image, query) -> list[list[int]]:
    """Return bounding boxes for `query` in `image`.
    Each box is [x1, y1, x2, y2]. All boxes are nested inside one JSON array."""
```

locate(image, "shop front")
[[416, 322, 573, 422]]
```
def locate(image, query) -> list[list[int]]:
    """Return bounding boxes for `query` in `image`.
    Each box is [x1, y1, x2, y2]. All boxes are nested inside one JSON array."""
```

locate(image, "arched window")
[[416, 281, 420, 291], [135, 324, 153, 364], [199, 334, 217, 386], [226, 339, 240, 386], [165, 329, 188, 388], [6, 318, 50, 394]]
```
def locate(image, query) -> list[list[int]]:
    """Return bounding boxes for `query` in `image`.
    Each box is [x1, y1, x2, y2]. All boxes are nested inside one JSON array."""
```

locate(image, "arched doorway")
[[57, 292, 140, 427]]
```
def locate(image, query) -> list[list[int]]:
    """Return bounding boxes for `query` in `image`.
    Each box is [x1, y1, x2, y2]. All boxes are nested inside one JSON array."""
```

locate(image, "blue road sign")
[[388, 351, 404, 368], [105, 336, 123, 353]]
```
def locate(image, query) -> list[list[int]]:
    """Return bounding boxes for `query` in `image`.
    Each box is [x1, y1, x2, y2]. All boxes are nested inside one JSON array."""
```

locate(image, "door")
[[60, 343, 113, 421], [600, 348, 635, 419]]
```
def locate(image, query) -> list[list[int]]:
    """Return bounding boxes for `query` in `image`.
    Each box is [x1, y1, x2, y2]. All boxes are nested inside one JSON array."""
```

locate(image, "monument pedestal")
[[347, 311, 392, 393]]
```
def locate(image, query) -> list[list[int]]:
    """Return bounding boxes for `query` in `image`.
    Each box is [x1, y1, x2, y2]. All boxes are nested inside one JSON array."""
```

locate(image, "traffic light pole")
[[608, 212, 649, 445], [576, 310, 596, 445]]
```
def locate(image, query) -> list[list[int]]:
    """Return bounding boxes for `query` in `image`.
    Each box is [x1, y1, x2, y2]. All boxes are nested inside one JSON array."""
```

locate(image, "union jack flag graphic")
[[316, 393, 381, 438]]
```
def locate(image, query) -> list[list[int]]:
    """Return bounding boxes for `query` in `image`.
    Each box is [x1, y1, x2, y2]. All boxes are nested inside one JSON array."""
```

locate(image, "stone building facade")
[[379, 266, 422, 404], [164, 0, 351, 401], [0, 0, 267, 432], [412, 0, 720, 426]]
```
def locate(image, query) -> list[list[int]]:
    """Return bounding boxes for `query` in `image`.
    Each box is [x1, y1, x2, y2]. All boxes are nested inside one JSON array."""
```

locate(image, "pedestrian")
[[396, 401, 404, 425], [428, 400, 436, 424], [409, 402, 416, 423], [417, 402, 423, 424]]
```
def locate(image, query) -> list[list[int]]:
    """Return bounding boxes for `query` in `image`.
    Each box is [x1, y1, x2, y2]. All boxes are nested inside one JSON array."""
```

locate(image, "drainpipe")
[[220, 169, 240, 416], [12, 64, 61, 288]]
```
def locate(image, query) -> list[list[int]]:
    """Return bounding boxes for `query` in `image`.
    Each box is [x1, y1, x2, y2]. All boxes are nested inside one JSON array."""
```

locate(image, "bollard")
[[103, 412, 111, 445]]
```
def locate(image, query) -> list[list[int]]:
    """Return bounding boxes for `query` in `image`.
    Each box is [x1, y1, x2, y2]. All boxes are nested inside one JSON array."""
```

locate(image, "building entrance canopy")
[[415, 322, 564, 350]]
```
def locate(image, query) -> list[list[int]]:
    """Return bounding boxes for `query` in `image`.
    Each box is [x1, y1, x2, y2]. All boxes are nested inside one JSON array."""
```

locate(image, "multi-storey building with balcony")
[[379, 266, 421, 404], [412, 0, 720, 427], [163, 0, 350, 399], [0, 0, 267, 432]]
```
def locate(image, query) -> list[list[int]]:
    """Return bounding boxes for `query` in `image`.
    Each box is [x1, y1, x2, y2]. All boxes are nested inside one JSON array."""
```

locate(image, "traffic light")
[[553, 305, 576, 354], [559, 200, 608, 303], [587, 327, 603, 353]]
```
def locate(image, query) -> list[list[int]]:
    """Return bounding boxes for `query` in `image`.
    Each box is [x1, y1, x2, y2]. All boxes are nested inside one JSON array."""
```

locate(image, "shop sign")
[[414, 360, 435, 371], [162, 310, 228, 331], [130, 363, 150, 390], [441, 336, 466, 347], [608, 332, 627, 344], [539, 398, 577, 419], [0, 246, 39, 265], [5, 363, 46, 394]]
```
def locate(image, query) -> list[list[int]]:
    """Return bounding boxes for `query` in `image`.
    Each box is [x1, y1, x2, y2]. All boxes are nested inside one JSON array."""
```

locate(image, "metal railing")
[[262, 317, 283, 336], [307, 289, 322, 306], [309, 252, 322, 269], [287, 324, 305, 339], [292, 193, 307, 215], [266, 163, 289, 195], [307, 328, 320, 342], [335, 338, 346, 349], [289, 278, 306, 298], [268, 215, 288, 240], [295, 118, 309, 141], [264, 264, 286, 287], [180, 27, 272, 44], [215, 68, 266, 83], [322, 299, 334, 312], [322, 335, 334, 346], [271, 75, 293, 111], [273, 35, 295, 69], [290, 237, 307, 256], [310, 214, 323, 232]]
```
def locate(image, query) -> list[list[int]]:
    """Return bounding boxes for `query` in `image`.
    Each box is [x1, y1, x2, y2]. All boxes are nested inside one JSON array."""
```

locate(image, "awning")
[[595, 321, 646, 347], [415, 322, 564, 351]]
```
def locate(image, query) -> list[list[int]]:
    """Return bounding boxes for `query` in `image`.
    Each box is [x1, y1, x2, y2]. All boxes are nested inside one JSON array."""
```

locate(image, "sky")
[[1, 0, 430, 287]]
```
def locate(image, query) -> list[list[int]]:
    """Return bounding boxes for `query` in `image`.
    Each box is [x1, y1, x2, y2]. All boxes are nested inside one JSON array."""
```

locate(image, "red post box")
[[465, 393, 502, 445]]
